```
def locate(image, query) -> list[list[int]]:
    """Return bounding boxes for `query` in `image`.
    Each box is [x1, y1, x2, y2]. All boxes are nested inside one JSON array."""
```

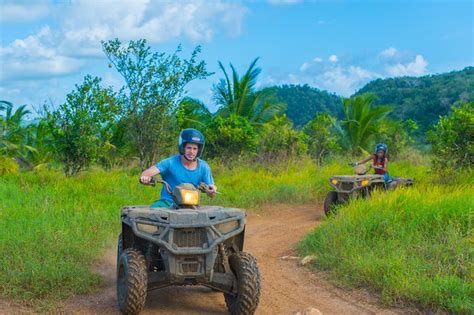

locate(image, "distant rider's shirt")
[[155, 155, 214, 202], [372, 154, 387, 175]]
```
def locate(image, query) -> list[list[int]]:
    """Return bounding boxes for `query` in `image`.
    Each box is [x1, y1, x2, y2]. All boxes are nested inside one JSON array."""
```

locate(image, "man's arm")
[[140, 166, 160, 185]]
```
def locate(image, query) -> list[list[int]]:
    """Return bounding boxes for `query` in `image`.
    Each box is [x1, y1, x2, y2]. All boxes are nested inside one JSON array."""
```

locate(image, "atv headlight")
[[180, 189, 200, 206], [361, 179, 369, 186], [137, 223, 160, 234], [216, 220, 239, 234], [331, 179, 338, 185]]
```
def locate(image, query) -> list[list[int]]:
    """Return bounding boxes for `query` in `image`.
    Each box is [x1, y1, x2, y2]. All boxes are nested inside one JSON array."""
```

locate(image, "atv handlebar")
[[141, 177, 217, 194]]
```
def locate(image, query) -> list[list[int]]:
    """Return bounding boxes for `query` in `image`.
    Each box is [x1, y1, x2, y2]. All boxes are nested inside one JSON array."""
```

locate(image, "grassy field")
[[1, 157, 472, 313], [0, 158, 343, 308], [300, 165, 473, 313]]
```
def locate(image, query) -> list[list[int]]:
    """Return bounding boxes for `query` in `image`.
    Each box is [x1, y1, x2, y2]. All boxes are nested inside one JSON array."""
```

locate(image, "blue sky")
[[1, 0, 473, 113]]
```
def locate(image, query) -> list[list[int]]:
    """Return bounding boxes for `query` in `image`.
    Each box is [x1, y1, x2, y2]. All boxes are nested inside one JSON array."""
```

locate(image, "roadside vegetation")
[[0, 38, 472, 312]]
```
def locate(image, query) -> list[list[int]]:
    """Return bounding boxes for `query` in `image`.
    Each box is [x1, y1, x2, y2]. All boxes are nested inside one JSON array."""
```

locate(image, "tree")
[[47, 76, 118, 176], [102, 39, 211, 168], [303, 113, 341, 164], [427, 102, 473, 170], [335, 93, 392, 155], [205, 114, 257, 159], [176, 97, 212, 130], [377, 118, 418, 158], [213, 58, 286, 125], [0, 100, 34, 158], [257, 115, 307, 161], [355, 66, 473, 132], [259, 84, 342, 128]]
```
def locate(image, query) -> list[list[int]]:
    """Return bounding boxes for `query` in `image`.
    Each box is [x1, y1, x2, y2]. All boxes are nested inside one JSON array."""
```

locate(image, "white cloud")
[[300, 62, 310, 72], [0, 1, 50, 22], [0, 1, 248, 80], [379, 47, 398, 58], [313, 57, 323, 62], [329, 54, 338, 62], [267, 0, 303, 5], [0, 26, 84, 81], [319, 66, 379, 96], [387, 55, 428, 76]]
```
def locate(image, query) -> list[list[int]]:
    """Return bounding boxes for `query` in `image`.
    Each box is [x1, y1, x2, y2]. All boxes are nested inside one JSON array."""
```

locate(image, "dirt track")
[[2, 204, 412, 314]]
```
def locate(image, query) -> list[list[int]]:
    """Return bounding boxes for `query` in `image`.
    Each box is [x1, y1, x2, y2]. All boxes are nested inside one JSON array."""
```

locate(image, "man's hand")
[[140, 175, 152, 185], [206, 185, 217, 198]]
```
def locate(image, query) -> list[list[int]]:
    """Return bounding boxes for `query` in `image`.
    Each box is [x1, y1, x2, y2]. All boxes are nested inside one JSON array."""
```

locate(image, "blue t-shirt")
[[155, 155, 214, 202]]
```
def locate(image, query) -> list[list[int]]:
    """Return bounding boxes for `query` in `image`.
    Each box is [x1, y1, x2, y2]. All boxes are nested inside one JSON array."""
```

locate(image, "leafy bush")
[[257, 115, 307, 161], [303, 113, 340, 164], [205, 114, 257, 159], [427, 102, 473, 171], [46, 76, 118, 176], [377, 118, 418, 158], [0, 155, 19, 175]]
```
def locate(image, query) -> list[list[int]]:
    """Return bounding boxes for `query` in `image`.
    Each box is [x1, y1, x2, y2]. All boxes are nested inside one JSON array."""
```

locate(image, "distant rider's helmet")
[[375, 143, 388, 155], [178, 128, 205, 158]]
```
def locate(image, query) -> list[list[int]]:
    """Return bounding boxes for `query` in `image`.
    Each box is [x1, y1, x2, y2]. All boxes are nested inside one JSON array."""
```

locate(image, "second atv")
[[323, 164, 413, 215], [117, 178, 261, 315]]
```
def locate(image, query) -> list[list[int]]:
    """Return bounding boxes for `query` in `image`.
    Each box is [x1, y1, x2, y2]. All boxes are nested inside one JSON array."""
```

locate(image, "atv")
[[323, 164, 413, 216], [117, 178, 261, 315]]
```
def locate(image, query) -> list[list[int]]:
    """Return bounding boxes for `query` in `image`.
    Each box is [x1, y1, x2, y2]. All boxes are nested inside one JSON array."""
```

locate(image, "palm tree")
[[213, 58, 285, 125], [176, 97, 212, 130], [0, 100, 34, 157], [335, 93, 392, 154]]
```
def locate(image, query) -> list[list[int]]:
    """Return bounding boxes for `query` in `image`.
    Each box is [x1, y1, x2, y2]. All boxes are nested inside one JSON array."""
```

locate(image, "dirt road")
[[59, 204, 410, 315]]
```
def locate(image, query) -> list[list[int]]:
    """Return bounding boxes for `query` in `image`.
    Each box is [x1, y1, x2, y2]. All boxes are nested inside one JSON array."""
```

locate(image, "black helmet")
[[178, 128, 205, 157], [375, 143, 388, 154]]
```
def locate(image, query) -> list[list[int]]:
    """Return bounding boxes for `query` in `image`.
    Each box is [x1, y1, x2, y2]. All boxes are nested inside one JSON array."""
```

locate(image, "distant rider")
[[140, 128, 217, 208], [352, 143, 389, 175]]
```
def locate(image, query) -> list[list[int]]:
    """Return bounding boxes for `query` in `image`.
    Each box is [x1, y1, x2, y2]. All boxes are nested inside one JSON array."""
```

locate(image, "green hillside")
[[261, 67, 473, 130], [259, 84, 342, 128], [355, 67, 474, 130]]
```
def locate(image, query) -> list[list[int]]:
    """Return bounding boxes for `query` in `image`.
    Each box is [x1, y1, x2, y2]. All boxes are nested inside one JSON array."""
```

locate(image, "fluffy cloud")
[[279, 59, 380, 96], [0, 1, 50, 22], [387, 55, 428, 76], [1, 1, 248, 80], [0, 26, 84, 81], [267, 0, 303, 5], [270, 48, 429, 96], [300, 62, 310, 72], [379, 47, 398, 58]]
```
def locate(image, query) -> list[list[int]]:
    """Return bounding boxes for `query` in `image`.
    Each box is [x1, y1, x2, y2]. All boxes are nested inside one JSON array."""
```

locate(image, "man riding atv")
[[140, 128, 217, 207]]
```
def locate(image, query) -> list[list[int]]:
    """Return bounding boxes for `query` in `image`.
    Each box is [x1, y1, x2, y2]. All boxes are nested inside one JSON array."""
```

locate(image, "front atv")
[[116, 179, 261, 315], [324, 165, 413, 215]]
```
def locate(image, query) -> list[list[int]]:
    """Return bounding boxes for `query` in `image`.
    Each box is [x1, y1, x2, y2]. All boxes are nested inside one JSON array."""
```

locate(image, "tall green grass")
[[300, 166, 474, 313], [0, 159, 341, 307]]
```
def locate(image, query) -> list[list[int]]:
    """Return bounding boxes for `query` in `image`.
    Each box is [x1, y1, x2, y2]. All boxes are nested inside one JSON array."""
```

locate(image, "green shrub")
[[257, 115, 307, 161], [303, 113, 340, 164], [427, 103, 474, 171], [205, 114, 257, 159]]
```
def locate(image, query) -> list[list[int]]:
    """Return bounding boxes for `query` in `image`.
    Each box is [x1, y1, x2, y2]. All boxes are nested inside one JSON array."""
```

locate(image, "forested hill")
[[259, 84, 342, 128], [261, 67, 473, 130], [355, 66, 474, 130]]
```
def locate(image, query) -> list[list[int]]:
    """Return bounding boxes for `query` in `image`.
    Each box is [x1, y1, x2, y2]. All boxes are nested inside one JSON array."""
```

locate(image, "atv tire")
[[117, 233, 123, 266], [224, 252, 261, 315], [117, 248, 148, 315], [324, 191, 339, 216]]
